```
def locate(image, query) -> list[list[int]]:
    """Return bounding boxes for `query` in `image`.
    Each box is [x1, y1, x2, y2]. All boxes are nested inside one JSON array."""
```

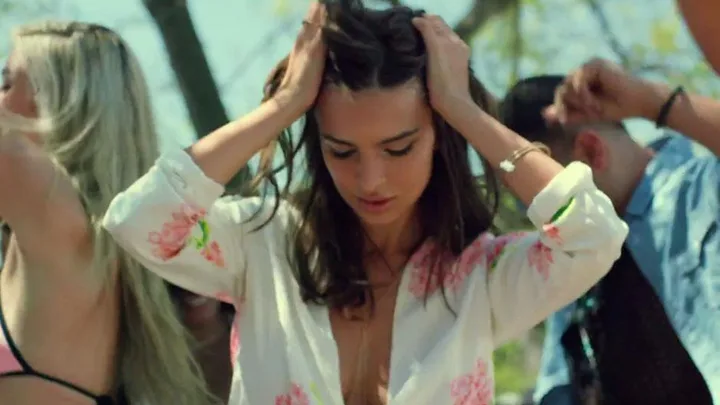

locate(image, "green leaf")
[[493, 341, 536, 394], [198, 219, 210, 246], [649, 18, 679, 54], [273, 0, 292, 16]]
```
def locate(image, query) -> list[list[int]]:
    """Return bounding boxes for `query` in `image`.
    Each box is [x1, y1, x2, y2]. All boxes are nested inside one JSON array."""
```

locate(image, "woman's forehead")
[[315, 83, 431, 142]]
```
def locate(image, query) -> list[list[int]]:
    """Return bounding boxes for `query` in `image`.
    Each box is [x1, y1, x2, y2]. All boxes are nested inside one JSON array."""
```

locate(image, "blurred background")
[[0, 0, 715, 401]]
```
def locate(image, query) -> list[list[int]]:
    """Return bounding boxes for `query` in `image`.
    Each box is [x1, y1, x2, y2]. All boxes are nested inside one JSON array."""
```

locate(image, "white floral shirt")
[[102, 149, 627, 405]]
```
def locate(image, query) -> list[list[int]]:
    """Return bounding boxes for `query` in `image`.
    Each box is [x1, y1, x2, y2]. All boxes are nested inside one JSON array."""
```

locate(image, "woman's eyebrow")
[[320, 128, 420, 147]]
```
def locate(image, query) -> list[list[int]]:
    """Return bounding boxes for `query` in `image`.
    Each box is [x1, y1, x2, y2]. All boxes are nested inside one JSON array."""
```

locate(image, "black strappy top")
[[0, 293, 119, 405]]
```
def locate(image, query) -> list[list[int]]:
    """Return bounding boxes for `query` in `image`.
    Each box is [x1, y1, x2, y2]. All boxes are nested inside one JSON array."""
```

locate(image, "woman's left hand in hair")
[[412, 14, 473, 124]]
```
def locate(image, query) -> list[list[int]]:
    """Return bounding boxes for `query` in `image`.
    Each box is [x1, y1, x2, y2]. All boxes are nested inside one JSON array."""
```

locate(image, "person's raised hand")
[[276, 2, 327, 112], [412, 14, 473, 124], [543, 58, 659, 125]]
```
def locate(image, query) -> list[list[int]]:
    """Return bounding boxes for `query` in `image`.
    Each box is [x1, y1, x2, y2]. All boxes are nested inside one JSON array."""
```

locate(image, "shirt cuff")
[[527, 162, 596, 226], [156, 148, 226, 210]]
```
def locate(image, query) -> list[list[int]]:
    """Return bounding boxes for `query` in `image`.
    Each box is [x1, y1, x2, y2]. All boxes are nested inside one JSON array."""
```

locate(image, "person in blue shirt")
[[500, 59, 719, 405]]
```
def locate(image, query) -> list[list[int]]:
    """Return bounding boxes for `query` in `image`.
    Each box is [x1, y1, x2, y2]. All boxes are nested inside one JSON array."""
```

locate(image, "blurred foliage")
[[472, 0, 720, 98], [494, 188, 531, 233], [494, 341, 536, 395], [650, 17, 679, 54]]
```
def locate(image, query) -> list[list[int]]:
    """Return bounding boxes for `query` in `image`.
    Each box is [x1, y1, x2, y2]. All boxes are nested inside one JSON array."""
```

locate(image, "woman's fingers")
[[298, 2, 325, 45], [413, 14, 452, 37], [304, 1, 326, 25]]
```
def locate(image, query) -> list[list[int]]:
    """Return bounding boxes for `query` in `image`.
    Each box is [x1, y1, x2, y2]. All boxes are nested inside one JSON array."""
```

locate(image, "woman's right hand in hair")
[[275, 1, 327, 113], [185, 2, 325, 185]]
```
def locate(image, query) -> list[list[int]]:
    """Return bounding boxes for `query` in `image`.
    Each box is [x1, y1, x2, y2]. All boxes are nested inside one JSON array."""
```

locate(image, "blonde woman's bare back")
[[0, 20, 213, 405], [0, 137, 119, 404], [0, 234, 119, 404]]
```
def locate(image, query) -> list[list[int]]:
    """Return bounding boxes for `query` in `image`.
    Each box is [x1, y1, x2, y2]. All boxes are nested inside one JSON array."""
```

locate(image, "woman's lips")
[[358, 196, 395, 212]]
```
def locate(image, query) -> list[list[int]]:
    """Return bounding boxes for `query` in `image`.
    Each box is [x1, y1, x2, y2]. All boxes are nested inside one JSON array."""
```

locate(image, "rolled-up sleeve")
[[103, 148, 289, 302], [486, 162, 628, 346]]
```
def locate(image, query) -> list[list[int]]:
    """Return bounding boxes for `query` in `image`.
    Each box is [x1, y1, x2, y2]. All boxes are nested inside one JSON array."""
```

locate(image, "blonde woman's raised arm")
[[0, 133, 88, 263]]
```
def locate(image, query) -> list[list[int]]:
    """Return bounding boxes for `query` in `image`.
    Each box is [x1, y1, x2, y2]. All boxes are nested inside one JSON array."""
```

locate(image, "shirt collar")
[[626, 132, 698, 217]]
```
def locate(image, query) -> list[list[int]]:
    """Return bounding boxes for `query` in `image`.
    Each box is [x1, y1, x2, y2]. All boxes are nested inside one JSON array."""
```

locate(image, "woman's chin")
[[181, 295, 221, 326]]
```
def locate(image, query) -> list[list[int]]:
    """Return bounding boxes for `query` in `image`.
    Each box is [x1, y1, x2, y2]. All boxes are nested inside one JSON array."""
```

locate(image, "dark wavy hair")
[[252, 0, 501, 311]]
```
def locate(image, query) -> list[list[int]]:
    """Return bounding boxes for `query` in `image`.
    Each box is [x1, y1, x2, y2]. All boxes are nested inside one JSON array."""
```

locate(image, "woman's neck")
[[362, 208, 420, 258], [188, 315, 230, 347]]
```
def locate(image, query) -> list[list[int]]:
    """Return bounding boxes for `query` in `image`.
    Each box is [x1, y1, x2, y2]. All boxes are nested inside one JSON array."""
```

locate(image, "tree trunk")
[[142, 0, 251, 192]]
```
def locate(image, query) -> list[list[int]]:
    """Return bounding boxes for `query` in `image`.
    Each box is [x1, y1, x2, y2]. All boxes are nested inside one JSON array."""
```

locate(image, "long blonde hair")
[[8, 21, 214, 405]]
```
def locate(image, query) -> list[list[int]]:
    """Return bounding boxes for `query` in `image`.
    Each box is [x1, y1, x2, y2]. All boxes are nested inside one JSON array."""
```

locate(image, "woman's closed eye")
[[385, 142, 414, 157], [329, 148, 356, 159], [327, 142, 415, 159]]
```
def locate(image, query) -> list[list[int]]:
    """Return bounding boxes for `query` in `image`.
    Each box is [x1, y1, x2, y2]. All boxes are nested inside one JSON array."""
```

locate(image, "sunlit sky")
[[0, 0, 712, 151]]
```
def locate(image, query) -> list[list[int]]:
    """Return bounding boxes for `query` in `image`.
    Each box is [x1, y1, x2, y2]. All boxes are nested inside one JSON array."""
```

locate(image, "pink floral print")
[[485, 232, 526, 271], [528, 240, 553, 280], [407, 240, 453, 271], [201, 240, 225, 267], [229, 319, 240, 366], [408, 232, 529, 298], [542, 224, 563, 245], [148, 204, 204, 260], [228, 296, 245, 366], [456, 235, 492, 274], [274, 383, 310, 405], [408, 223, 563, 298], [450, 358, 493, 405], [407, 241, 454, 297], [214, 292, 234, 304], [407, 238, 486, 298], [147, 203, 226, 267]]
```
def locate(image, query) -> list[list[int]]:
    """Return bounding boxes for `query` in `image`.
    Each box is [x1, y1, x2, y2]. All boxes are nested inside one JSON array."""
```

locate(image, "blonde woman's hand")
[[412, 14, 473, 124], [276, 2, 327, 113]]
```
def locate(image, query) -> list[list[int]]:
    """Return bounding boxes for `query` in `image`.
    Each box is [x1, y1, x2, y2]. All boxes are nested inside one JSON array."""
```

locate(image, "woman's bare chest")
[[330, 284, 400, 405]]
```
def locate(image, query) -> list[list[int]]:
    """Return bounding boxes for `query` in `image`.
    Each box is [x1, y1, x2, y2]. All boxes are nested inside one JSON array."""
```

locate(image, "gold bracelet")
[[498, 142, 551, 173]]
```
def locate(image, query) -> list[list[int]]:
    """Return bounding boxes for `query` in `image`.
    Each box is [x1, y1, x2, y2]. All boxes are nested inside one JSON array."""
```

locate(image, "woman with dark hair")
[[104, 1, 627, 404], [170, 285, 235, 403]]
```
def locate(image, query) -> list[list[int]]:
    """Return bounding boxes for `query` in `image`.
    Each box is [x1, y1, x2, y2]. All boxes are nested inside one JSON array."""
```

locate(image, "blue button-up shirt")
[[534, 133, 720, 404]]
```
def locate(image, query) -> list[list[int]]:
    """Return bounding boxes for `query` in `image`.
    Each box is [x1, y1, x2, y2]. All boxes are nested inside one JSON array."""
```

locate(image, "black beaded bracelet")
[[655, 86, 685, 128]]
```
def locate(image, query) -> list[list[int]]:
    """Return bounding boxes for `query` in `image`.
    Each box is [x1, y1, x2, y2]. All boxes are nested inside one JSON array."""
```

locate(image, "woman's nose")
[[356, 155, 386, 194]]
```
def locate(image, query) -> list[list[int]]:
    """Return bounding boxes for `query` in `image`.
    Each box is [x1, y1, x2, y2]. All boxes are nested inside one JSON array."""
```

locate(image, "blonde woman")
[[0, 22, 212, 405], [171, 285, 234, 403]]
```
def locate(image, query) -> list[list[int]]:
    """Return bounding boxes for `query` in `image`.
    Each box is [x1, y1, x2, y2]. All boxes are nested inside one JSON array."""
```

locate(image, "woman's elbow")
[[101, 191, 138, 240], [581, 214, 628, 271]]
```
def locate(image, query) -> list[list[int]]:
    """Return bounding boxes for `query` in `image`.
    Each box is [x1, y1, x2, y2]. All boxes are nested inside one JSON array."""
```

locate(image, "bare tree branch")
[[143, 0, 251, 191], [584, 0, 631, 68], [143, 0, 228, 136], [633, 63, 672, 75], [220, 15, 299, 89], [508, 1, 523, 84], [584, 0, 674, 77], [454, 0, 516, 42], [376, 0, 517, 42]]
